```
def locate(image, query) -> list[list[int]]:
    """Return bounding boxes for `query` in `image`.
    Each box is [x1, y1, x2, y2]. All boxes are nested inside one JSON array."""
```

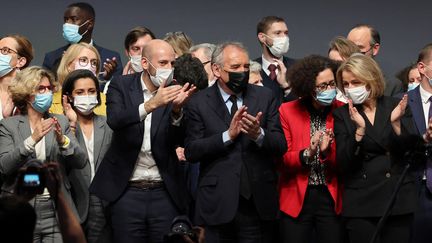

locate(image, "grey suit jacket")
[[0, 114, 87, 218], [69, 115, 112, 223]]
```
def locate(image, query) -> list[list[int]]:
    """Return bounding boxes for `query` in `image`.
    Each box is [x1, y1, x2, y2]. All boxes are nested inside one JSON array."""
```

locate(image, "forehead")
[[347, 28, 371, 47], [64, 6, 87, 18], [132, 35, 153, 47], [222, 46, 249, 64], [191, 48, 208, 62], [266, 21, 288, 33], [0, 37, 18, 49], [74, 77, 96, 89], [342, 70, 358, 81], [39, 76, 50, 85], [150, 44, 175, 60], [77, 48, 97, 59], [316, 68, 334, 84]]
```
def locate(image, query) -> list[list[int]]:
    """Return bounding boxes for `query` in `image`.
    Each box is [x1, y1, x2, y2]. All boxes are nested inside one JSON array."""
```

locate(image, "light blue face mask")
[[407, 82, 420, 92], [31, 92, 53, 113], [316, 88, 336, 106], [0, 53, 13, 78], [62, 20, 89, 44]]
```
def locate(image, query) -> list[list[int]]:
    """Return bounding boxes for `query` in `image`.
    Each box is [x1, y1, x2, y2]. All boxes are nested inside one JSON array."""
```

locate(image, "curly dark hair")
[[173, 53, 208, 90], [287, 55, 338, 98]]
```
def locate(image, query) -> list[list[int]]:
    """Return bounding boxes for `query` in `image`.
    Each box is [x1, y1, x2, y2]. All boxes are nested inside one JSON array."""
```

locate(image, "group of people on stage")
[[1, 2, 432, 243]]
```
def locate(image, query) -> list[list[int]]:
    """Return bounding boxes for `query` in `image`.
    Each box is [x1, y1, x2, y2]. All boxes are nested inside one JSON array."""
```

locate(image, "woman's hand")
[[31, 118, 54, 143], [309, 131, 321, 156], [348, 99, 366, 129], [53, 117, 65, 145], [319, 129, 334, 156], [390, 94, 408, 135], [62, 95, 77, 125]]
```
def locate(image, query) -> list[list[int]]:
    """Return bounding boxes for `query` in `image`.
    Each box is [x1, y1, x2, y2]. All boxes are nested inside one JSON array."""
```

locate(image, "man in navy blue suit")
[[185, 42, 287, 243], [90, 39, 195, 243], [42, 2, 122, 83], [406, 43, 432, 243], [254, 16, 296, 106]]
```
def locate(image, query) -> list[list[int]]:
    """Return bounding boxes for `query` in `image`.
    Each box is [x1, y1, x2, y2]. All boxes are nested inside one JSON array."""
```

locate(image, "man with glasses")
[[347, 24, 403, 96], [255, 16, 297, 106], [42, 2, 122, 84], [190, 43, 217, 86]]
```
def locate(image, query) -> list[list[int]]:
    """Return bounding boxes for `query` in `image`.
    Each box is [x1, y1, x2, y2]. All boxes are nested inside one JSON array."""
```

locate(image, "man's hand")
[[273, 59, 289, 89], [240, 111, 263, 140], [172, 82, 197, 114], [228, 106, 247, 140], [145, 80, 182, 113], [102, 57, 118, 80]]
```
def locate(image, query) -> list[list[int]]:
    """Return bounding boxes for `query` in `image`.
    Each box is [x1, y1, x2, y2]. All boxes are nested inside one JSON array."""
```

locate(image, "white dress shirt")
[[419, 84, 432, 128], [261, 54, 282, 76], [81, 129, 95, 181]]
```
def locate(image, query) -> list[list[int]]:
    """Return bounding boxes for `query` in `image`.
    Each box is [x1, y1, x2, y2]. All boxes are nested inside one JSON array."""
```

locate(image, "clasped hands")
[[31, 117, 65, 145], [307, 128, 334, 158], [228, 106, 263, 141]]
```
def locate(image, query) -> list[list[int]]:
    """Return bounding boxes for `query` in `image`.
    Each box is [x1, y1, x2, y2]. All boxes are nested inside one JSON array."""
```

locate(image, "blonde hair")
[[328, 36, 360, 60], [9, 66, 57, 114], [163, 32, 193, 57], [56, 43, 101, 85], [336, 54, 385, 99]]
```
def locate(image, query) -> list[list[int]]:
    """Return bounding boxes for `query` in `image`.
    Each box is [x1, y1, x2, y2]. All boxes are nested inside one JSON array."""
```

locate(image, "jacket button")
[[362, 174, 367, 179], [385, 172, 391, 178]]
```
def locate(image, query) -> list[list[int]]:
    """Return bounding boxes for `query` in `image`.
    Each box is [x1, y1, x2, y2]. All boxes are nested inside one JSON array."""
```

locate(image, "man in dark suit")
[[90, 39, 194, 243], [406, 43, 432, 243], [42, 2, 122, 82], [254, 16, 296, 105], [184, 42, 287, 243], [347, 24, 403, 96]]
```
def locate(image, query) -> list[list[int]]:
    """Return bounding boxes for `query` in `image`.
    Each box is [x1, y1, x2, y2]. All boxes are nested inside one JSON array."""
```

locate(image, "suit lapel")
[[93, 116, 105, 170], [242, 86, 258, 116], [151, 105, 168, 142], [360, 98, 390, 149], [206, 84, 231, 126], [44, 127, 54, 161], [130, 73, 145, 136], [409, 88, 427, 135]]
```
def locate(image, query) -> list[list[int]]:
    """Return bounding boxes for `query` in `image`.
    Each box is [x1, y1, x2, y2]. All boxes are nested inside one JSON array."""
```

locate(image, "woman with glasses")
[[334, 54, 416, 243], [278, 55, 343, 243], [62, 69, 112, 243], [50, 43, 106, 115], [0, 34, 33, 120], [0, 66, 87, 242]]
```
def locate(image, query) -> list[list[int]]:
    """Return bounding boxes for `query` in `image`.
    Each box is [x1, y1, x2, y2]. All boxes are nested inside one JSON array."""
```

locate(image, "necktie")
[[229, 95, 238, 117], [427, 97, 432, 192], [268, 64, 277, 81]]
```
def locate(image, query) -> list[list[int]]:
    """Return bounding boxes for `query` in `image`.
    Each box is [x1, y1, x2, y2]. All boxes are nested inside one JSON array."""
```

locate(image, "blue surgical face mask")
[[31, 92, 53, 113], [315, 88, 336, 106], [62, 20, 89, 44], [407, 82, 420, 92], [0, 53, 13, 78]]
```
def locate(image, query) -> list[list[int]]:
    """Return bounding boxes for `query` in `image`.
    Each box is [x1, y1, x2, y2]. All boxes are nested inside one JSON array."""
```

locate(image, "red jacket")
[[278, 99, 343, 218]]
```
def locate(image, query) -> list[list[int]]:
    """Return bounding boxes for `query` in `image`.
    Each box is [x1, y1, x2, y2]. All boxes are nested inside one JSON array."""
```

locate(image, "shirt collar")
[[217, 81, 242, 103], [419, 84, 432, 104], [261, 54, 282, 71]]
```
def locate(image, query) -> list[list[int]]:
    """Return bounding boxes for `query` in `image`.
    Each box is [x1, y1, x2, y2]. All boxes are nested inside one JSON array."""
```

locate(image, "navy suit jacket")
[[89, 72, 189, 213], [42, 43, 123, 78], [255, 56, 297, 106], [184, 83, 287, 225]]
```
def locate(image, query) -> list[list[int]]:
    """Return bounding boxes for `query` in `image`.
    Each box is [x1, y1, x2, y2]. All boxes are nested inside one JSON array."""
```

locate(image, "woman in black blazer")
[[333, 54, 417, 243]]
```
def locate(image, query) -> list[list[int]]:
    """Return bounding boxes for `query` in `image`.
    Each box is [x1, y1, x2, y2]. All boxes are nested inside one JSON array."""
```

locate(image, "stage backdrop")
[[2, 0, 430, 81]]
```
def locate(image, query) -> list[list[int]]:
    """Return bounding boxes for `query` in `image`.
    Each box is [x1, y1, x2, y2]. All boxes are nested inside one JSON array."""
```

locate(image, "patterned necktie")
[[268, 64, 277, 81]]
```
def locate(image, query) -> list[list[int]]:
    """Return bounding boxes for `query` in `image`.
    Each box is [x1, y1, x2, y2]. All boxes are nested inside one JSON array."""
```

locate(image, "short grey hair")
[[189, 43, 216, 61], [249, 60, 262, 73], [211, 41, 249, 67]]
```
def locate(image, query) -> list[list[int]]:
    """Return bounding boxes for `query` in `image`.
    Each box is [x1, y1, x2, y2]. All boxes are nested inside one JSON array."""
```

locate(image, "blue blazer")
[[89, 72, 189, 214], [42, 43, 123, 78]]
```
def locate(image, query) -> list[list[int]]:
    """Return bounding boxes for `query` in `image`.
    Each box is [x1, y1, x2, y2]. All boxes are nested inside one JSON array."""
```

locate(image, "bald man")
[[90, 39, 195, 243]]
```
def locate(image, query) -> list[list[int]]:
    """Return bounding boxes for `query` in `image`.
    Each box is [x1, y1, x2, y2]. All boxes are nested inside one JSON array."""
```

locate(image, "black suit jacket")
[[42, 43, 123, 78], [255, 56, 297, 106], [89, 73, 189, 213], [184, 83, 287, 225], [333, 96, 417, 217]]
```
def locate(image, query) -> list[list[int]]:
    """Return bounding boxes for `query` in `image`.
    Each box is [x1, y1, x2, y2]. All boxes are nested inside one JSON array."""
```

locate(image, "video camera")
[[16, 159, 46, 195]]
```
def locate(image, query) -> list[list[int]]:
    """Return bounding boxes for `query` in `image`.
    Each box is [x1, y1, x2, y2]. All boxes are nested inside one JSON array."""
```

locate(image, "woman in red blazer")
[[278, 55, 343, 243]]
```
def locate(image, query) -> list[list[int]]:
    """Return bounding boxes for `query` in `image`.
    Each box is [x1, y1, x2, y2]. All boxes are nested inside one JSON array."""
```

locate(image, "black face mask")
[[225, 70, 249, 94]]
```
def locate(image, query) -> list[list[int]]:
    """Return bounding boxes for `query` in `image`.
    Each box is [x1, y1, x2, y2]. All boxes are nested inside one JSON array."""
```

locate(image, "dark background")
[[2, 0, 431, 80]]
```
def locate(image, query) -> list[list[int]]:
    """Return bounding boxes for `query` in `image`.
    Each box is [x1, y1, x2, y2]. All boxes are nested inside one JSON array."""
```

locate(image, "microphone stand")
[[369, 152, 413, 243]]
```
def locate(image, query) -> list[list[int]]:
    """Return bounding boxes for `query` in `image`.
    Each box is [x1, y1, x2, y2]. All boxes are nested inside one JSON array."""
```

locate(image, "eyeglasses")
[[202, 60, 211, 65], [77, 57, 98, 68], [36, 85, 53, 94], [0, 47, 18, 55], [360, 45, 374, 55], [316, 81, 336, 92]]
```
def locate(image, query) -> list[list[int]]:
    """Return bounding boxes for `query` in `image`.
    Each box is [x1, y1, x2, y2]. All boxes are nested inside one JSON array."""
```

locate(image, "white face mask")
[[130, 55, 143, 73], [265, 35, 290, 57], [146, 59, 174, 87], [407, 82, 420, 92], [73, 95, 98, 115], [74, 61, 97, 76], [345, 85, 370, 104]]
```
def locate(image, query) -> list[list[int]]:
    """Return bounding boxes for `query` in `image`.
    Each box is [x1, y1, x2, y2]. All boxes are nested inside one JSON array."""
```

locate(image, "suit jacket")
[[333, 96, 417, 217], [42, 43, 123, 78], [278, 99, 342, 218], [184, 83, 287, 225], [68, 115, 112, 223], [255, 56, 297, 106], [89, 72, 189, 214], [0, 114, 87, 218]]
